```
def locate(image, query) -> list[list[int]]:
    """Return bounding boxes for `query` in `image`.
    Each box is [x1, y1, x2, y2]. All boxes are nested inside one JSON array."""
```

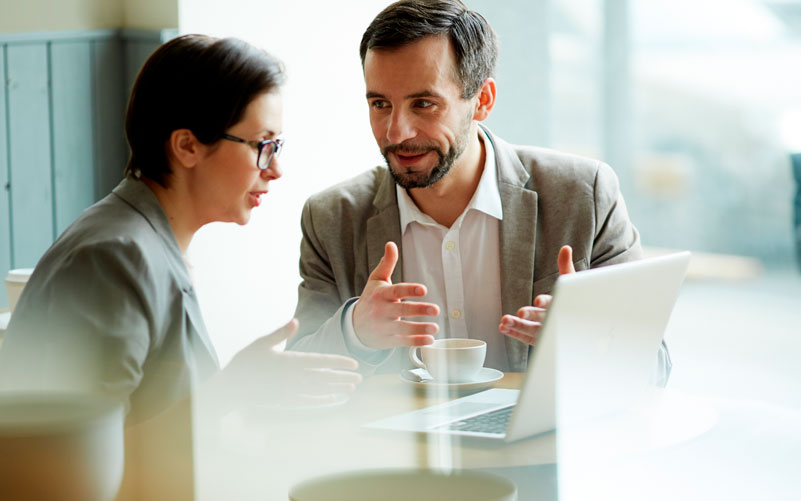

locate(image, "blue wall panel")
[[124, 41, 159, 94], [0, 47, 11, 306], [6, 43, 54, 269], [51, 41, 95, 235], [92, 38, 126, 197], [0, 29, 170, 307]]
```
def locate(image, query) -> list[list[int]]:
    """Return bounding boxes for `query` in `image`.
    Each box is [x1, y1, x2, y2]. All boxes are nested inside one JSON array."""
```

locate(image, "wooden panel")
[[92, 37, 126, 197], [0, 46, 12, 306], [51, 40, 95, 234], [6, 43, 53, 269]]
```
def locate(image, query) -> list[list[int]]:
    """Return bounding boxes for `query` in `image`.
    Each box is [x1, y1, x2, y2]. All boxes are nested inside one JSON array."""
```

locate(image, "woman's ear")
[[167, 129, 204, 169], [473, 78, 497, 122]]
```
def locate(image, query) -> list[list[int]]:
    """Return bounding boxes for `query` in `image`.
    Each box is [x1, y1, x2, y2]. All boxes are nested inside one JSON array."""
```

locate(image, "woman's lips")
[[248, 191, 267, 207]]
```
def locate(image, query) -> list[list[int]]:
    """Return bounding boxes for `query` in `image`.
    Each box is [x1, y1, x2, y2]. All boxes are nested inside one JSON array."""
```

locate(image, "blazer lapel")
[[115, 177, 221, 374], [484, 127, 539, 372], [366, 169, 404, 284], [182, 289, 220, 374]]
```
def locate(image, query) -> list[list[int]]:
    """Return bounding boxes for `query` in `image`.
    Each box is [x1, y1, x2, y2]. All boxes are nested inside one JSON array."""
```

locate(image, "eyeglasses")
[[221, 133, 284, 170]]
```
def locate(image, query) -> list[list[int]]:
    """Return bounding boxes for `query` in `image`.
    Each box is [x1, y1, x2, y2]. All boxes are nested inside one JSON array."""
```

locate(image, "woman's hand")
[[212, 319, 362, 411]]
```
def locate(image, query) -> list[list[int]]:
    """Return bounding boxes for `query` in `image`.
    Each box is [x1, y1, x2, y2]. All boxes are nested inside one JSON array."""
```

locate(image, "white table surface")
[[192, 373, 801, 500]]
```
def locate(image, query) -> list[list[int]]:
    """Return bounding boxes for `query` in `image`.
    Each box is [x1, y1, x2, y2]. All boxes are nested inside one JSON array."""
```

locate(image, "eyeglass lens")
[[257, 141, 279, 169]]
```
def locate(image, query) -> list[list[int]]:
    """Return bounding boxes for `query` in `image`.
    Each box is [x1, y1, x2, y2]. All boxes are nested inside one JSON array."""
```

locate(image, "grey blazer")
[[0, 177, 218, 424], [289, 127, 669, 382]]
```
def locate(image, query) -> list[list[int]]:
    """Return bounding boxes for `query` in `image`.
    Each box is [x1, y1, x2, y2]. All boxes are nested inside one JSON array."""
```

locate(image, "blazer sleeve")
[[287, 199, 358, 357], [0, 241, 152, 412], [590, 162, 643, 267]]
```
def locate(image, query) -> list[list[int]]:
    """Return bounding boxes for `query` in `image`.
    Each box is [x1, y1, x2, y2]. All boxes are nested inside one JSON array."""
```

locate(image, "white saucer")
[[399, 367, 504, 392]]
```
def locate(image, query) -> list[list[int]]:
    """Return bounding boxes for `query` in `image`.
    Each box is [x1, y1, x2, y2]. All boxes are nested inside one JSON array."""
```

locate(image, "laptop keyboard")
[[443, 405, 514, 435]]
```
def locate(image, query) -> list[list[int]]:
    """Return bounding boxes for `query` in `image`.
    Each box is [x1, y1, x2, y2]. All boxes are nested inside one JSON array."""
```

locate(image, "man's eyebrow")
[[406, 90, 443, 100], [365, 90, 444, 100]]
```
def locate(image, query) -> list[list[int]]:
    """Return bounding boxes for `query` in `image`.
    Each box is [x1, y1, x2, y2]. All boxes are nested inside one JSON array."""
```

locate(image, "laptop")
[[365, 251, 691, 442]]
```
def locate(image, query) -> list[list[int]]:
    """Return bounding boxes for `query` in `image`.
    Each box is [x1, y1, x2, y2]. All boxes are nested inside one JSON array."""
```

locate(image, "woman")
[[0, 35, 361, 425]]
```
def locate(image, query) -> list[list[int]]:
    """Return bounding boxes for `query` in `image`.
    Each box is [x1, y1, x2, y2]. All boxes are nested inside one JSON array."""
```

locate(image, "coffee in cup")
[[409, 338, 487, 383], [5, 268, 33, 313]]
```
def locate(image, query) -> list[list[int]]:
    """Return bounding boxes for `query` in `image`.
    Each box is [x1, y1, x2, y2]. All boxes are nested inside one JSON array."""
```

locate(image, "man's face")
[[364, 35, 477, 189]]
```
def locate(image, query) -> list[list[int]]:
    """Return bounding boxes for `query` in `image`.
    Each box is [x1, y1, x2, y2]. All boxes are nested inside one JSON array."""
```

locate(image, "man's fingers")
[[393, 300, 439, 318], [500, 327, 537, 346], [392, 320, 438, 337], [390, 334, 436, 347], [366, 333, 435, 349], [515, 306, 547, 323], [500, 314, 541, 331], [382, 283, 429, 301], [558, 245, 575, 275], [533, 294, 553, 308], [499, 315, 541, 346], [369, 241, 399, 282]]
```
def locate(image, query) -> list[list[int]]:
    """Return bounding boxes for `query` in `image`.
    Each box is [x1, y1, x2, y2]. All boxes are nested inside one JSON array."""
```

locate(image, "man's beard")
[[382, 116, 472, 189], [383, 144, 458, 189]]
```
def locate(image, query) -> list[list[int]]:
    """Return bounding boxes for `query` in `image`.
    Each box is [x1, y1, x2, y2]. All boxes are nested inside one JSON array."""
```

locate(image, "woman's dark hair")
[[124, 34, 285, 186], [359, 0, 498, 99]]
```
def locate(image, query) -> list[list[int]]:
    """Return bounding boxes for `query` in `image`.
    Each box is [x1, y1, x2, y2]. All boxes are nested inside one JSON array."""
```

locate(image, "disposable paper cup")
[[5, 268, 33, 312]]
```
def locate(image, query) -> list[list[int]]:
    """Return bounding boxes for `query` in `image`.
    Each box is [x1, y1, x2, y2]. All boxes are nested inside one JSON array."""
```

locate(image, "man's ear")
[[473, 78, 496, 121], [167, 129, 204, 169]]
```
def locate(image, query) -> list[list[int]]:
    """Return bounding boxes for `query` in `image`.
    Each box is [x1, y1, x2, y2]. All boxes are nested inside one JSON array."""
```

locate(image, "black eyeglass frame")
[[220, 133, 283, 170]]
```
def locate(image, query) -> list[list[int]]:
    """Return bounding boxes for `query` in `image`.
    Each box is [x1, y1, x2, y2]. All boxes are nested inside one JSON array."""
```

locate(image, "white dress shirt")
[[344, 131, 509, 371]]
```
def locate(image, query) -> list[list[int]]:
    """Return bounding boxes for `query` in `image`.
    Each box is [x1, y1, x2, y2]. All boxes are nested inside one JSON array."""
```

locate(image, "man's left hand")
[[499, 245, 575, 346]]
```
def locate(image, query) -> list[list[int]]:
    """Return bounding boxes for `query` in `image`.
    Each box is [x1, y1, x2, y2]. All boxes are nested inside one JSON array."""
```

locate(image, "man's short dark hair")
[[124, 34, 285, 186], [360, 0, 498, 99]]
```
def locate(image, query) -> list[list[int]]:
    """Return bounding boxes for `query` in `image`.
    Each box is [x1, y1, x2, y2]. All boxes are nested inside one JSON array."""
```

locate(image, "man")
[[289, 0, 670, 384]]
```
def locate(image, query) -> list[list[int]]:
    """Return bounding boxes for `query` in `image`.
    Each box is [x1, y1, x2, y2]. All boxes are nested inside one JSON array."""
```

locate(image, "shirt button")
[[452, 309, 462, 319], [444, 241, 456, 251]]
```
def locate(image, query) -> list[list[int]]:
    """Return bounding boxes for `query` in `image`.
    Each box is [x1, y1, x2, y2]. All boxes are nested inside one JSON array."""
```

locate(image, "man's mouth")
[[392, 150, 432, 167]]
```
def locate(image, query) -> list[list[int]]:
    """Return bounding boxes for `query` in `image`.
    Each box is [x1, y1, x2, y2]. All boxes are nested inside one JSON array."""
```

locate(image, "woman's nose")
[[262, 156, 283, 180]]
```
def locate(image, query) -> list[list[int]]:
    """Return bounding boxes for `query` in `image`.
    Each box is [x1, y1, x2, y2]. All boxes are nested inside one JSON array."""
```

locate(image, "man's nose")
[[386, 109, 416, 145]]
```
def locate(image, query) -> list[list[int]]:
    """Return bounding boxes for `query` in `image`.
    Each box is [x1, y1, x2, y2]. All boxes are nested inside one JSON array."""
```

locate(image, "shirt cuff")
[[343, 298, 379, 354], [342, 299, 395, 365]]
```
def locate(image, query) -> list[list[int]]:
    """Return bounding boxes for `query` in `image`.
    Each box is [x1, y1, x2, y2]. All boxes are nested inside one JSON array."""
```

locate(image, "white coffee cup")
[[409, 339, 487, 383], [5, 268, 34, 313], [0, 393, 125, 501], [290, 468, 517, 501]]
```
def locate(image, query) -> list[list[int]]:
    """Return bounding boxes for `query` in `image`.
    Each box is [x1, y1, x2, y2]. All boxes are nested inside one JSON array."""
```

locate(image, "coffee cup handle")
[[408, 346, 426, 369]]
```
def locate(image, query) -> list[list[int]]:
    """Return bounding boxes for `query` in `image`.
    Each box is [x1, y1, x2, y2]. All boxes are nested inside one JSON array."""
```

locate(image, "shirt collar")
[[397, 127, 503, 233]]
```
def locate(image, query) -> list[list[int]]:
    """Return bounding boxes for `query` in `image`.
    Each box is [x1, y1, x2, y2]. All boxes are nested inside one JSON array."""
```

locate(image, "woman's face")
[[194, 91, 284, 226]]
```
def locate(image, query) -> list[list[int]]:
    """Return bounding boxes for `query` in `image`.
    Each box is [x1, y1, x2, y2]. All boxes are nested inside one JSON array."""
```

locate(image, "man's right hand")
[[352, 241, 439, 350]]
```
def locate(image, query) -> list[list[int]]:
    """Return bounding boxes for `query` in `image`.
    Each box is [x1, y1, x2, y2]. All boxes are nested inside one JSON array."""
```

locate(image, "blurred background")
[[1, 0, 800, 410]]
